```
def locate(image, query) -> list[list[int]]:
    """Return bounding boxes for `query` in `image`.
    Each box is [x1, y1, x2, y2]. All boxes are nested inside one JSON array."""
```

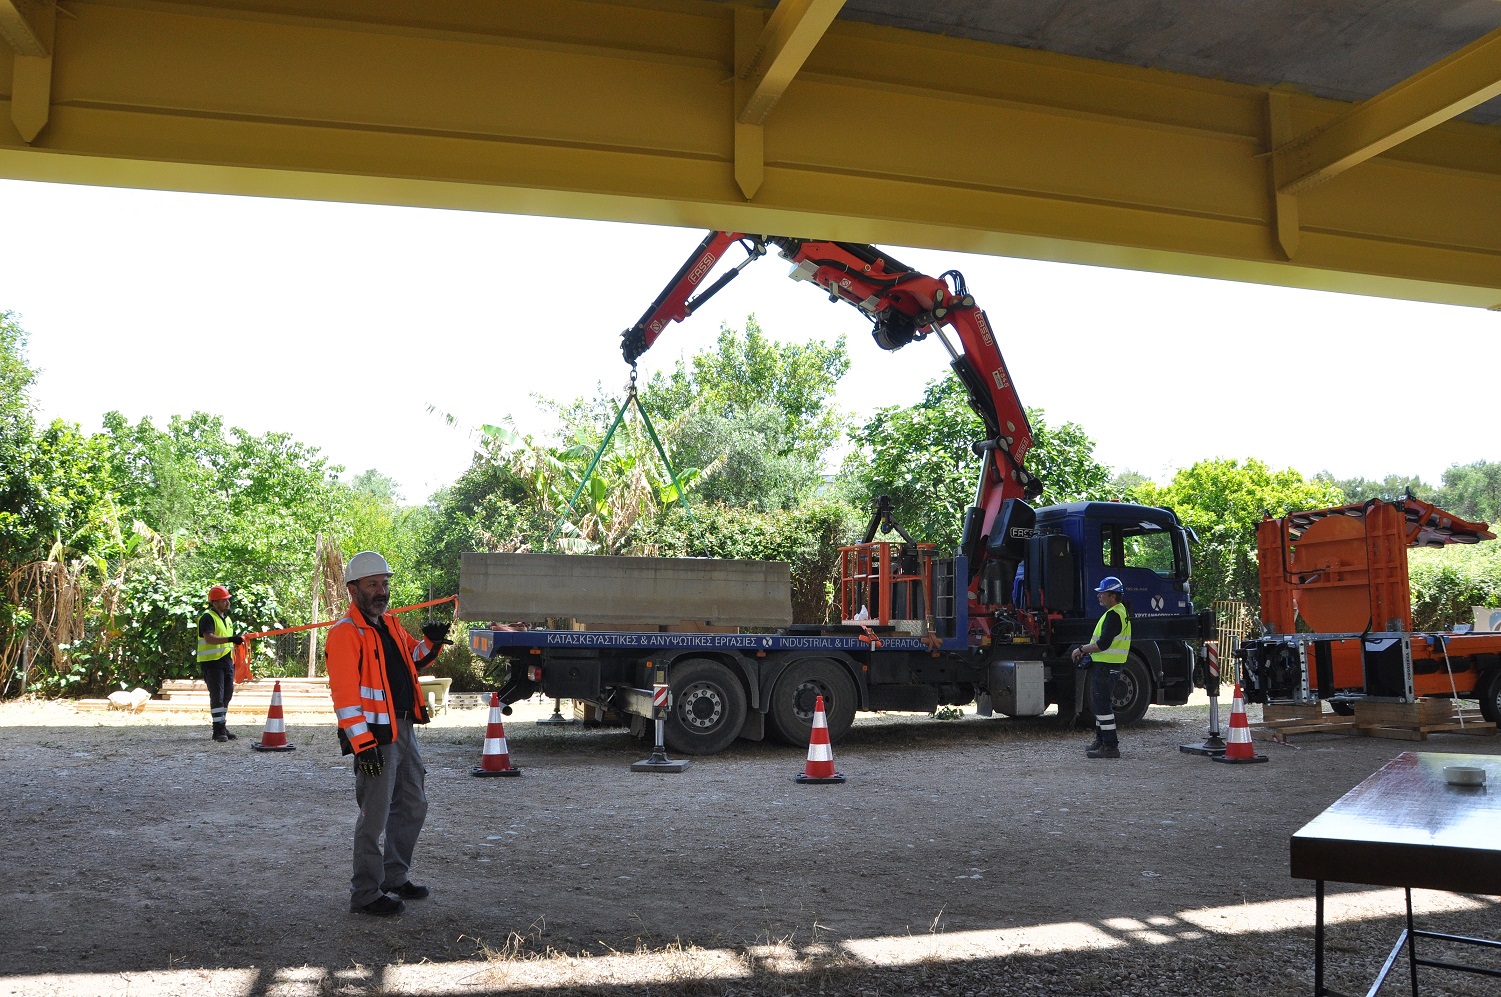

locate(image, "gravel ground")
[[1, 695, 1498, 996]]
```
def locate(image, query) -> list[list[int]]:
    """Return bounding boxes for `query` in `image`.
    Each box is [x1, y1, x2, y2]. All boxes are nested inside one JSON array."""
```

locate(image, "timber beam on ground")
[[0, 1, 1498, 307]]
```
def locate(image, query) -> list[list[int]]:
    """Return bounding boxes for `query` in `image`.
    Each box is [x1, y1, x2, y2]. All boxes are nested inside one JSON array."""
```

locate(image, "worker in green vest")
[[197, 584, 245, 743], [1070, 576, 1131, 759]]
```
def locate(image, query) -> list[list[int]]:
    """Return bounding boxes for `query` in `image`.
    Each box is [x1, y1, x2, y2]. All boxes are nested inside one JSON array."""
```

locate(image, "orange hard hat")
[[208, 585, 231, 601]]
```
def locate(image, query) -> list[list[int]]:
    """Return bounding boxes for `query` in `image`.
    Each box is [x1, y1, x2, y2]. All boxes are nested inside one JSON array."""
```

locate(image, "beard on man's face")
[[354, 587, 389, 619]]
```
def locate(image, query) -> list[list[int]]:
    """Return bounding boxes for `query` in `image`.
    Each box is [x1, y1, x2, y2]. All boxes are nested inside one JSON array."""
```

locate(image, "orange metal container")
[[1257, 497, 1497, 698]]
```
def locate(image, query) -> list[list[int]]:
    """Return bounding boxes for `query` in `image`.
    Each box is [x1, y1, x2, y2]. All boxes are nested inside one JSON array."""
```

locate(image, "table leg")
[[1405, 889, 1418, 997], [1316, 880, 1325, 996]]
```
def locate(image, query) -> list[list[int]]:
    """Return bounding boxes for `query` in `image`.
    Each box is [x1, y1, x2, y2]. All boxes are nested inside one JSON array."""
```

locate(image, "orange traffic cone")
[[796, 695, 845, 784], [1213, 683, 1267, 765], [251, 680, 296, 752], [472, 693, 522, 777]]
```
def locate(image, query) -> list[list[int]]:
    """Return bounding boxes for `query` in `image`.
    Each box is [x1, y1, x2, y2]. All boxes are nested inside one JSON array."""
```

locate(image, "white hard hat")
[[345, 551, 394, 583]]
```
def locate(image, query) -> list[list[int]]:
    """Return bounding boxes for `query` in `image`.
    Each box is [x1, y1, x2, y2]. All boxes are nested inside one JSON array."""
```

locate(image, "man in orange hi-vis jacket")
[[326, 551, 451, 917]]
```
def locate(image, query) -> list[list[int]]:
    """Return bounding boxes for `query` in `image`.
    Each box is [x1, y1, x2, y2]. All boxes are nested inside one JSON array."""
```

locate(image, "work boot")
[[221, 728, 238, 741], [351, 894, 405, 916], [385, 881, 430, 900], [1085, 738, 1102, 754], [1086, 744, 1121, 759], [212, 723, 229, 743]]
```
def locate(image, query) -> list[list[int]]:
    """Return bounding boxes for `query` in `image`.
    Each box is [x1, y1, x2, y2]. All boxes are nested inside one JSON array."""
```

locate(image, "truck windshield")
[[1102, 522, 1178, 578]]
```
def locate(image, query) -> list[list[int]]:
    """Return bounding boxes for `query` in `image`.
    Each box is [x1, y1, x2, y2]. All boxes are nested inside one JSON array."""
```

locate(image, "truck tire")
[[1112, 653, 1153, 727], [1479, 669, 1501, 725], [767, 658, 856, 745], [664, 658, 748, 756]]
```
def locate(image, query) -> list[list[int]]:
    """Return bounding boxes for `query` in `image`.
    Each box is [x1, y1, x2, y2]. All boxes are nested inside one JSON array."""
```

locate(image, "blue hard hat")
[[1094, 576, 1124, 593]]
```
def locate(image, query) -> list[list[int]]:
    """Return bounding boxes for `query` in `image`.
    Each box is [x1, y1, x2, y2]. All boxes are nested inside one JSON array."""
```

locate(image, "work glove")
[[230, 633, 245, 645], [355, 746, 384, 778], [422, 621, 453, 646]]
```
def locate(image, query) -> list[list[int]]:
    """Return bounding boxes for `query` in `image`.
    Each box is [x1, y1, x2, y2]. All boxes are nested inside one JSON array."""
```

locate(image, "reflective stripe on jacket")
[[1091, 602, 1132, 664], [196, 608, 233, 663], [326, 608, 438, 755]]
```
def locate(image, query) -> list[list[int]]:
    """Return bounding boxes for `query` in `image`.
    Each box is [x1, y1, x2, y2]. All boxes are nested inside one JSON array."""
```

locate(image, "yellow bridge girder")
[[1, 1, 1498, 308]]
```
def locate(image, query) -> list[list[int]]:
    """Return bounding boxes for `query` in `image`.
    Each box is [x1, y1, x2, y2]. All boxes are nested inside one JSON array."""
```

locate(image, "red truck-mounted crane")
[[619, 232, 1040, 636], [467, 231, 1212, 755]]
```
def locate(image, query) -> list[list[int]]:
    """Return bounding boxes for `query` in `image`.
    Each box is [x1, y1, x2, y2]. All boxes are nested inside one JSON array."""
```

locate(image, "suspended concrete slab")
[[458, 552, 792, 629]]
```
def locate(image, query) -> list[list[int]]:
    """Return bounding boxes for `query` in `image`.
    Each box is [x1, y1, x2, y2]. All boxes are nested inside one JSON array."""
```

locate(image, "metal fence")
[[248, 632, 322, 679], [1211, 600, 1253, 684]]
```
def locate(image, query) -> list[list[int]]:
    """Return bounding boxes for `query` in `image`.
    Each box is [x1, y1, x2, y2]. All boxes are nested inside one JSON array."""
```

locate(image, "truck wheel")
[[1112, 654, 1153, 727], [1479, 670, 1501, 724], [767, 658, 856, 745], [664, 658, 748, 756]]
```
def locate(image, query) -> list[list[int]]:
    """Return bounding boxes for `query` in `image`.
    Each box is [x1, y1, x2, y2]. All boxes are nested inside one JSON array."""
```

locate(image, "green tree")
[[0, 313, 118, 572], [414, 435, 554, 599], [840, 374, 1112, 552], [349, 468, 403, 504], [1323, 471, 1436, 505], [670, 404, 823, 511], [101, 412, 349, 612], [1023, 409, 1113, 505], [91, 412, 352, 685], [642, 315, 849, 490], [651, 500, 863, 624], [0, 311, 34, 425], [338, 469, 432, 609], [1409, 541, 1501, 631], [1133, 459, 1343, 612], [1435, 461, 1501, 526], [1109, 469, 1152, 498]]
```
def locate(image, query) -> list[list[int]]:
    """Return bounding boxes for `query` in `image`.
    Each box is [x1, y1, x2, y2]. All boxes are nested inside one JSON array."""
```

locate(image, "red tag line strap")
[[241, 594, 458, 641]]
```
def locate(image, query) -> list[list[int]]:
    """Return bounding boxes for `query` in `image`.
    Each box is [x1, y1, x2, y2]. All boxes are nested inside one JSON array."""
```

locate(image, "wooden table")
[[1290, 751, 1501, 996]]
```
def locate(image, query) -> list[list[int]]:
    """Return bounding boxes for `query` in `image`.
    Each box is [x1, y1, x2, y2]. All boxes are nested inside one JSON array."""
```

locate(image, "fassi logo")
[[975, 312, 995, 346], [687, 253, 717, 284]]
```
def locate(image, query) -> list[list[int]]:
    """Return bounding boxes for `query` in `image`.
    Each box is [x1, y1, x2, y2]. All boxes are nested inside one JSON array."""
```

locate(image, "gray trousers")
[[350, 718, 428, 908]]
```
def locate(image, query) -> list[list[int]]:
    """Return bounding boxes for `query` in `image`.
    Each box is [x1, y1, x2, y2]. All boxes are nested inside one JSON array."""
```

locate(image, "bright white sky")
[[3, 177, 1496, 504]]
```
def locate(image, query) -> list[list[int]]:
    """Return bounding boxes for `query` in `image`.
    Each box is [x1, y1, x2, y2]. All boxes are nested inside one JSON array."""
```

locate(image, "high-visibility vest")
[[326, 609, 437, 755], [196, 608, 233, 663], [1091, 602, 1132, 664]]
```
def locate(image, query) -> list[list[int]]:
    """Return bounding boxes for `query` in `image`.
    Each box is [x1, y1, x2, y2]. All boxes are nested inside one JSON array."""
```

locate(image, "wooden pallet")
[[1252, 699, 1497, 741], [1253, 704, 1359, 740], [1354, 702, 1496, 741]]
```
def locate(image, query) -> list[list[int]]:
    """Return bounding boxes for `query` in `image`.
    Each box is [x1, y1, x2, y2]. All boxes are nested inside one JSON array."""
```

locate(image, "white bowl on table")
[[1443, 765, 1486, 787]]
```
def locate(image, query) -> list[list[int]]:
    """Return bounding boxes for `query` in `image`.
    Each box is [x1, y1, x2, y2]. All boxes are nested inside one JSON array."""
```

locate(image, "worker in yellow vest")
[[197, 584, 245, 742], [1070, 576, 1132, 759]]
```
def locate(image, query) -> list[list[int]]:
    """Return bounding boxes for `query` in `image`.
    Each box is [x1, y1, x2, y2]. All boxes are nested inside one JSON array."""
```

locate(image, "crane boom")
[[619, 230, 1041, 601]]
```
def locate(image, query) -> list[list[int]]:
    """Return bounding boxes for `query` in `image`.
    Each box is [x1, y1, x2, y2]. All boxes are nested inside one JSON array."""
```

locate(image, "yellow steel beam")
[[0, 1, 1497, 308], [735, 0, 843, 200], [737, 0, 845, 125], [734, 6, 766, 201], [2, 0, 51, 142], [0, 0, 50, 56], [1265, 87, 1300, 261], [1276, 26, 1501, 195]]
